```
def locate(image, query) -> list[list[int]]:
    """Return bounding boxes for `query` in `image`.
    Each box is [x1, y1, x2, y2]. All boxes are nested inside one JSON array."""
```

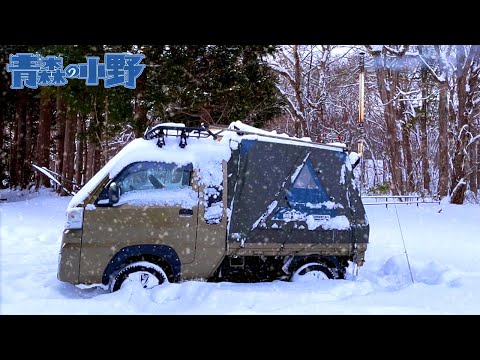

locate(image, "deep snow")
[[1, 188, 480, 314]]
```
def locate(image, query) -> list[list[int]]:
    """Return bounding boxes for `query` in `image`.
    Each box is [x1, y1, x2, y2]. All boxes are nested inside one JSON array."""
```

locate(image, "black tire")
[[111, 261, 167, 292], [290, 262, 335, 282]]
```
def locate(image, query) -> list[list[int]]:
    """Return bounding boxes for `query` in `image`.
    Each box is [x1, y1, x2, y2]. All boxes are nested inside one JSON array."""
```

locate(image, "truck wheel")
[[111, 261, 168, 292], [290, 262, 335, 282]]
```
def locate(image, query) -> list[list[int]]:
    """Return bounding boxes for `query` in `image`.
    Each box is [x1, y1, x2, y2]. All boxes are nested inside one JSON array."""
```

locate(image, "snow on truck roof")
[[68, 121, 347, 210]]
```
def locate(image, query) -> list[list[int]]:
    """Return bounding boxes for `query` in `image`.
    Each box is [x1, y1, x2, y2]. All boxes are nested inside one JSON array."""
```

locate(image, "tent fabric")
[[227, 139, 369, 247]]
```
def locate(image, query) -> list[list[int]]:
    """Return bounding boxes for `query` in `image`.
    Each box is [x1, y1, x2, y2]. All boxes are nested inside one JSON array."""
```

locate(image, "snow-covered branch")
[[269, 60, 297, 89], [276, 84, 303, 120], [384, 45, 409, 56], [417, 54, 446, 83], [467, 133, 480, 148]]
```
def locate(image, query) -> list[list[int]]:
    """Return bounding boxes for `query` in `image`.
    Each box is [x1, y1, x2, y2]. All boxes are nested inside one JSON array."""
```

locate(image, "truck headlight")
[[64, 208, 84, 230]]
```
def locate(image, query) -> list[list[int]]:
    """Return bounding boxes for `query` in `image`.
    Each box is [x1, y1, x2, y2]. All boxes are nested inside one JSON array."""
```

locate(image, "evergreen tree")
[[144, 45, 283, 127], [1, 44, 284, 189]]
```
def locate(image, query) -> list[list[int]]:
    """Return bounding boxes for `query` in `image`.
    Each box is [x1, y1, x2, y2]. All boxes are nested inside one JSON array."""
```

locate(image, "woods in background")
[[1, 45, 479, 204], [267, 45, 480, 204], [0, 45, 282, 195]]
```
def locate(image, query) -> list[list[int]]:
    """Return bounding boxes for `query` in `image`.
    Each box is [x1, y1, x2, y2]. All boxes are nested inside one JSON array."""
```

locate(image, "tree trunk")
[[437, 82, 449, 198], [12, 91, 26, 188], [371, 151, 380, 187], [469, 141, 477, 195], [450, 46, 473, 205], [55, 90, 66, 193], [476, 142, 480, 196], [9, 123, 17, 188], [24, 104, 33, 188], [387, 140, 404, 195], [61, 108, 75, 195], [133, 73, 147, 138], [0, 101, 8, 189], [0, 102, 5, 153], [366, 46, 414, 196], [371, 52, 402, 195], [85, 136, 94, 182], [360, 151, 365, 193], [85, 110, 99, 182], [292, 45, 309, 138], [36, 88, 52, 189], [85, 134, 102, 182], [0, 105, 4, 186], [103, 98, 110, 164], [398, 100, 412, 193], [383, 158, 387, 184], [9, 120, 17, 187], [401, 119, 414, 193], [270, 46, 309, 139], [93, 141, 102, 175], [75, 115, 85, 187], [420, 67, 431, 193]]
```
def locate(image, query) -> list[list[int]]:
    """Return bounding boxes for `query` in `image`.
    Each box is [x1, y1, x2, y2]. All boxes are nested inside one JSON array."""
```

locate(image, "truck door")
[[187, 161, 228, 279], [79, 161, 199, 284]]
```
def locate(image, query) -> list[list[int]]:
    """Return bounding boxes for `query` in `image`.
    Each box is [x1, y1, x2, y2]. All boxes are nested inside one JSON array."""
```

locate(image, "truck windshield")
[[95, 161, 194, 207], [114, 161, 193, 193]]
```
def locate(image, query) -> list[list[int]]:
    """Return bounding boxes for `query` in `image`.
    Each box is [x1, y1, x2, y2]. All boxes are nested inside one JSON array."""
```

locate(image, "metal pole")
[[358, 52, 365, 127], [358, 51, 366, 194]]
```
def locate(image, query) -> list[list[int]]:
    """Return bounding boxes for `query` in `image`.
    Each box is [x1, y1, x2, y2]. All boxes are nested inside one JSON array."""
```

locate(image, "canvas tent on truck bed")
[[57, 121, 369, 291]]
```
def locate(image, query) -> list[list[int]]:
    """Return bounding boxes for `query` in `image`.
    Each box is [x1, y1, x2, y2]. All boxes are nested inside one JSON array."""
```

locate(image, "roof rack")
[[210, 125, 348, 152], [144, 122, 348, 152], [144, 123, 218, 148]]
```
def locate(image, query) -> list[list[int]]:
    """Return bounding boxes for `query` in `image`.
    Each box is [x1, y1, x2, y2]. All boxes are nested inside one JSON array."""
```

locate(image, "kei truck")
[[57, 121, 370, 291]]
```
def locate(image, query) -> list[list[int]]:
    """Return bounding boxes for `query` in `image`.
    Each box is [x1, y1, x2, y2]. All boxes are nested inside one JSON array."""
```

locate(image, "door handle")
[[179, 208, 193, 216]]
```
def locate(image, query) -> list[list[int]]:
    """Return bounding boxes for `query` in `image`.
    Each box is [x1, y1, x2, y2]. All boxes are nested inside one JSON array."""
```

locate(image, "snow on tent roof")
[[219, 121, 346, 152]]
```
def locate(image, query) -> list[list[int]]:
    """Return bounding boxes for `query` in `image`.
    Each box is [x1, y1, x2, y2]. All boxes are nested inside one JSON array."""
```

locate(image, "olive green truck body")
[[57, 123, 369, 290]]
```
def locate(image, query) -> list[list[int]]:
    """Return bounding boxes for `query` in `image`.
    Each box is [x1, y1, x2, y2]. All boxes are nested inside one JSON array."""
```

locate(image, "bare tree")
[[418, 45, 432, 193], [365, 45, 411, 195], [269, 45, 310, 138], [449, 46, 480, 203]]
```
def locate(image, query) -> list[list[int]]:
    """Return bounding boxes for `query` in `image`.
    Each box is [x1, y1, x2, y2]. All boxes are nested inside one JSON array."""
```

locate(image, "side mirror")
[[351, 157, 361, 170], [349, 152, 361, 170], [108, 182, 120, 204]]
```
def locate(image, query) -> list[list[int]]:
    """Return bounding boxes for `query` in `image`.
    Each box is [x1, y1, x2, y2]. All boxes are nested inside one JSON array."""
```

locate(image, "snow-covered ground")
[[1, 188, 480, 314]]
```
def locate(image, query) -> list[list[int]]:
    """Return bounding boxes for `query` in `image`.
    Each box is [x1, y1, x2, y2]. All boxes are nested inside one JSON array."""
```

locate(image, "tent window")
[[292, 164, 319, 189], [286, 159, 329, 205]]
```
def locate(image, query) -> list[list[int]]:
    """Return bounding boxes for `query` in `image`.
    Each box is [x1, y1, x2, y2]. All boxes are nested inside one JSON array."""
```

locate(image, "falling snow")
[[2, 189, 480, 314]]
